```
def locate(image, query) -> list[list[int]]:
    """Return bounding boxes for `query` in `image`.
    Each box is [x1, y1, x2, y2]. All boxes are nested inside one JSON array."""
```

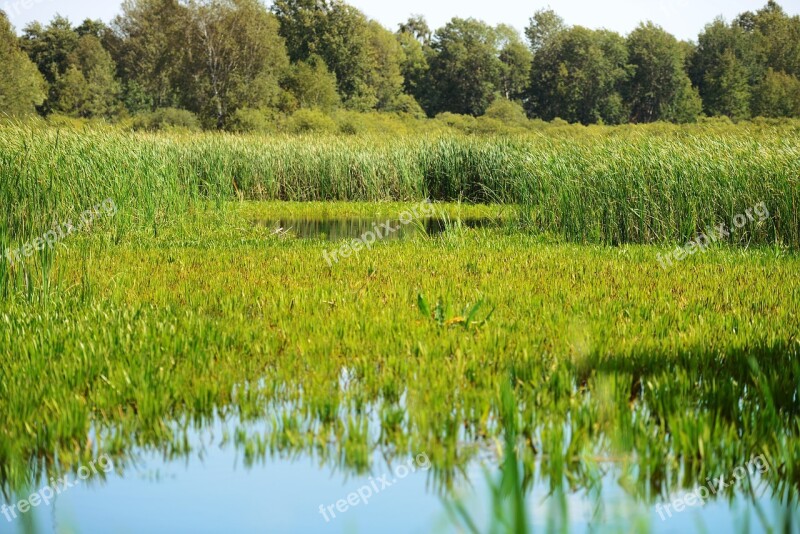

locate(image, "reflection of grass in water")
[[447, 378, 798, 533], [0, 201, 799, 531], [447, 383, 529, 534]]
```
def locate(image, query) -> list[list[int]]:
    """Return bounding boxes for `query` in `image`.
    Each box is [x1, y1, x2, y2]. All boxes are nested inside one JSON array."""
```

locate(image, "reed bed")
[[1, 123, 798, 247]]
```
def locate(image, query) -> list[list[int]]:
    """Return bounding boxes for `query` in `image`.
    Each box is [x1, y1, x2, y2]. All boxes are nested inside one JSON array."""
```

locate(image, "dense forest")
[[1, 0, 799, 130]]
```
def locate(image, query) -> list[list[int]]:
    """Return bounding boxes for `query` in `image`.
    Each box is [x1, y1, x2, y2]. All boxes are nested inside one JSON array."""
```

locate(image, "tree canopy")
[[527, 26, 630, 124], [625, 23, 702, 123], [0, 13, 46, 116], [1, 1, 799, 126]]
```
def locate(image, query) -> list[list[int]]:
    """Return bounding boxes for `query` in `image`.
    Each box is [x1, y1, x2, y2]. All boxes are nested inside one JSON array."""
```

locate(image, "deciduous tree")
[[426, 18, 502, 116], [111, 0, 190, 110], [366, 21, 405, 110], [527, 26, 630, 124], [272, 0, 377, 109], [691, 19, 758, 119], [752, 68, 800, 117], [185, 0, 289, 128], [0, 13, 46, 116], [55, 34, 121, 118], [625, 23, 701, 123], [525, 8, 565, 53], [285, 54, 340, 111], [497, 30, 532, 101]]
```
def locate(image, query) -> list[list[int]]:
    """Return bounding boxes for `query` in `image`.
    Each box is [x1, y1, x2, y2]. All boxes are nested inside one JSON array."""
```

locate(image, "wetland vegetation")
[[3, 0, 800, 529], [1, 122, 799, 532]]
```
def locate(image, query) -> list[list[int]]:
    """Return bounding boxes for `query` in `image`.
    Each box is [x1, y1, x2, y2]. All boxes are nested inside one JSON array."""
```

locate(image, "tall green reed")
[[1, 122, 797, 248]]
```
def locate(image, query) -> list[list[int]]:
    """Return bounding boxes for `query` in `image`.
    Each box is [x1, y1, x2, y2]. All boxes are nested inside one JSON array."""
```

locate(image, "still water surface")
[[2, 415, 790, 534], [254, 217, 497, 241]]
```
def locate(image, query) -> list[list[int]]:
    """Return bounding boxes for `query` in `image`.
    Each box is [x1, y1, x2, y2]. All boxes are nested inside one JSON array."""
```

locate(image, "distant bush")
[[434, 112, 479, 133], [29, 105, 800, 138], [434, 109, 532, 135], [483, 99, 528, 125], [132, 108, 201, 132], [287, 108, 338, 133], [385, 95, 427, 119], [331, 110, 424, 135], [228, 108, 278, 134], [751, 116, 799, 126], [473, 117, 528, 135], [332, 110, 368, 135]]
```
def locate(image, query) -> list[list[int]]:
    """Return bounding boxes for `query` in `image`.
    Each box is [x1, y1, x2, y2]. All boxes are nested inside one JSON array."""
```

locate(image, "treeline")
[[1, 0, 799, 130]]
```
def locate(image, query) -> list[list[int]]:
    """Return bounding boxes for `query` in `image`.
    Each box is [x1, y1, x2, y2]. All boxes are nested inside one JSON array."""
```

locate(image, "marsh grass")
[[1, 123, 798, 248], [1, 118, 800, 531], [0, 202, 798, 522]]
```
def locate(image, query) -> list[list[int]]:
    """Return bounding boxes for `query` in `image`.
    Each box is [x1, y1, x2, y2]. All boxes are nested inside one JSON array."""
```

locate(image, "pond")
[[2, 411, 795, 533], [3, 204, 800, 534], [253, 217, 498, 240]]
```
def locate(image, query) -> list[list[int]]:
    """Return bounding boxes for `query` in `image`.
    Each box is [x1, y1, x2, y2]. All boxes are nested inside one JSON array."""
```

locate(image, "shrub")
[[434, 112, 479, 133], [331, 110, 368, 135], [386, 95, 427, 119], [697, 115, 734, 126], [45, 113, 93, 129], [483, 99, 528, 125], [132, 108, 201, 132], [287, 108, 338, 134], [228, 108, 278, 134]]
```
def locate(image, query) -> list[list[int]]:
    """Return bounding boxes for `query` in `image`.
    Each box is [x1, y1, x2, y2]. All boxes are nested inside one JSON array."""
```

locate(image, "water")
[[2, 417, 794, 533], [254, 217, 497, 241]]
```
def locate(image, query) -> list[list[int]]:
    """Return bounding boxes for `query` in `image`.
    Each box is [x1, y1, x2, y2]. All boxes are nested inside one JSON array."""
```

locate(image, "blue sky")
[[3, 0, 799, 41]]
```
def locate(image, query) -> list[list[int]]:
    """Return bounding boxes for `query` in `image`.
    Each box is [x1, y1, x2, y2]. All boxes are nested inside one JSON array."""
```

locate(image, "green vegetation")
[[3, 1, 800, 530], [0, 117, 798, 531], [1, 122, 798, 247], [0, 14, 45, 117], [0, 197, 799, 521], [2, 1, 800, 128]]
